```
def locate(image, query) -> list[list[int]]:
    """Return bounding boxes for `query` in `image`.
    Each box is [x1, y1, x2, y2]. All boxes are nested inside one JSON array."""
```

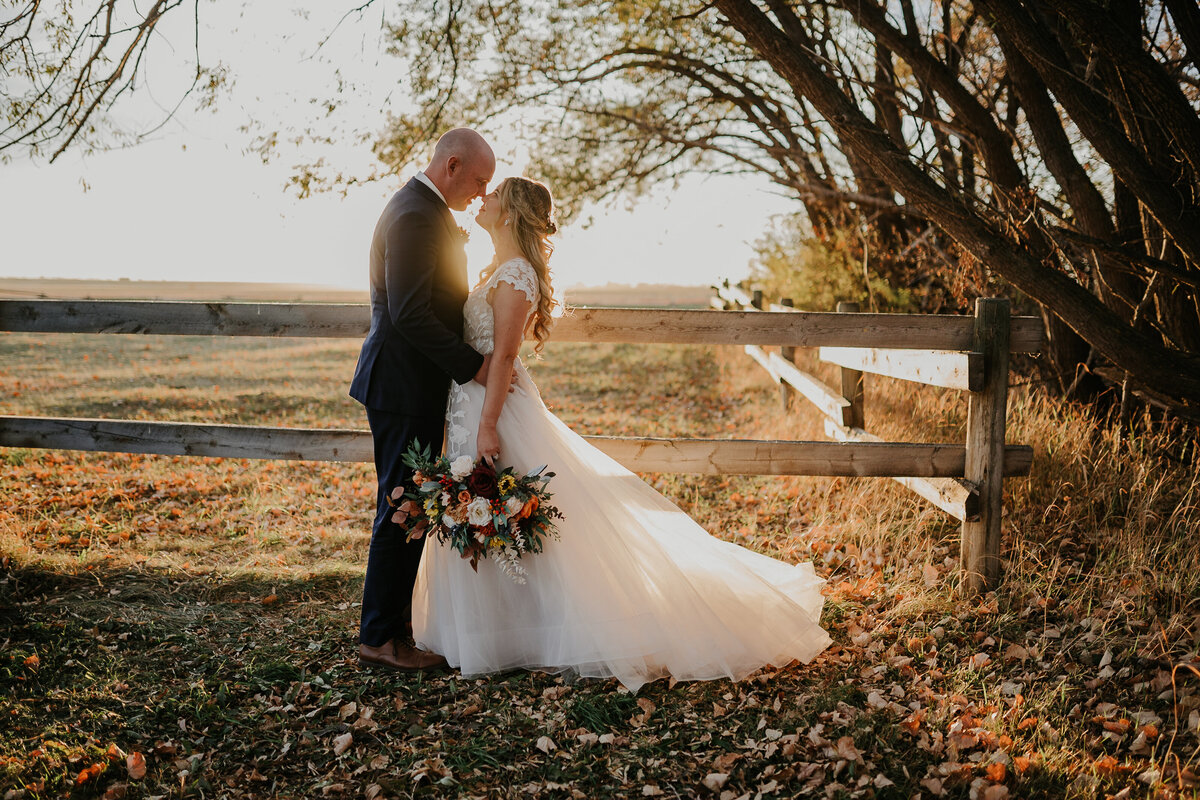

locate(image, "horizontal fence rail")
[[0, 416, 1033, 478], [0, 299, 1045, 352]]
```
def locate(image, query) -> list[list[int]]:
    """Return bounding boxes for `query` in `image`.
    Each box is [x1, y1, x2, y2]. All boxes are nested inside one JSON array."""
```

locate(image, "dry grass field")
[[1, 283, 1199, 799]]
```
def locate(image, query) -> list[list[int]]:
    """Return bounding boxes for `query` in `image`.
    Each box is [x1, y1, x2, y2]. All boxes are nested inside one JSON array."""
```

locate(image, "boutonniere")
[[455, 225, 470, 245]]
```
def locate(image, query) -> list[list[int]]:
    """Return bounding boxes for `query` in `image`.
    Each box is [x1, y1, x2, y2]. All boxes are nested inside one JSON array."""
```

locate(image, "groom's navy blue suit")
[[350, 177, 484, 647]]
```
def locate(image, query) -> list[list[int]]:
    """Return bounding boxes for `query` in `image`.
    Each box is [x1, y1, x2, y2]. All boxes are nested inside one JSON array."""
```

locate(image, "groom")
[[350, 128, 496, 670]]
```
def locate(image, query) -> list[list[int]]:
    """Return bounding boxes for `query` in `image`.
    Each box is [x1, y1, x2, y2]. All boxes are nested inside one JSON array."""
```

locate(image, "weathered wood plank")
[[819, 347, 984, 391], [0, 416, 376, 461], [778, 298, 796, 411], [962, 299, 1012, 593], [835, 302, 866, 428], [0, 415, 1031, 477], [0, 299, 371, 338], [553, 308, 1043, 350], [0, 299, 1045, 352], [705, 287, 1036, 350], [824, 420, 980, 521], [766, 352, 853, 427]]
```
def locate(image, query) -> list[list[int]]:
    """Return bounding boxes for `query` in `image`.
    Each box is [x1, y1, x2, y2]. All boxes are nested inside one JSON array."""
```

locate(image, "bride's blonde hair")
[[479, 176, 559, 354]]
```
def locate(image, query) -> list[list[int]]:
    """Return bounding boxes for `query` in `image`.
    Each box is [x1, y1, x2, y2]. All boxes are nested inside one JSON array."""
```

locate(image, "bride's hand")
[[476, 423, 501, 466]]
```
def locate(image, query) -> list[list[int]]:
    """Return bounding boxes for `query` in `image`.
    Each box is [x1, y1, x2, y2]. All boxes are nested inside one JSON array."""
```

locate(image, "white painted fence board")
[[819, 347, 984, 391], [823, 420, 980, 521], [766, 352, 853, 426]]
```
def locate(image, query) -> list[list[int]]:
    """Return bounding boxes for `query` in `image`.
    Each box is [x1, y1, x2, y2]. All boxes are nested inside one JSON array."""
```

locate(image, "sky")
[[0, 3, 797, 291]]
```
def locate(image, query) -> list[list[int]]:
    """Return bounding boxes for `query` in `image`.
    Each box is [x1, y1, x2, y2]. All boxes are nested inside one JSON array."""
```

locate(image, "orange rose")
[[518, 496, 539, 520], [457, 490, 471, 504]]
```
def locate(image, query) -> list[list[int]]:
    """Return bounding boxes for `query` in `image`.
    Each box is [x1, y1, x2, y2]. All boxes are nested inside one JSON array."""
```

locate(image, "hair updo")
[[481, 176, 559, 353]]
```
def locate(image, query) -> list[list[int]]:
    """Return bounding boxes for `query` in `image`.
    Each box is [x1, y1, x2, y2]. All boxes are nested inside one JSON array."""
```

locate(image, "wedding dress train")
[[412, 258, 831, 691]]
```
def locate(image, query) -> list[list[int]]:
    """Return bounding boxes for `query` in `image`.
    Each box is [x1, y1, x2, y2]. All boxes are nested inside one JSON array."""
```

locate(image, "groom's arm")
[[383, 211, 485, 385]]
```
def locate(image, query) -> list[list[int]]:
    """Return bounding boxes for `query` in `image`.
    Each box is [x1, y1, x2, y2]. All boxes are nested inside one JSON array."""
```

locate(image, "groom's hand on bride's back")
[[471, 354, 518, 392]]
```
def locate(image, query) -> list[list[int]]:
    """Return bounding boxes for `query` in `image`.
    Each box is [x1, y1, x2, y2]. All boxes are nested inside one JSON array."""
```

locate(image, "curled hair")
[[480, 176, 559, 353]]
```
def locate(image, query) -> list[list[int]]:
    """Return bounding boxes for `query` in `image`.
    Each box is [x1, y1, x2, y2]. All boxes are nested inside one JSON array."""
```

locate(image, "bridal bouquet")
[[388, 442, 563, 583]]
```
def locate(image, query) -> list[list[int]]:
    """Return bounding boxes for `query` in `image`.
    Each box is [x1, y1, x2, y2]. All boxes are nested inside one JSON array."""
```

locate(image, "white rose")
[[467, 497, 493, 526], [450, 455, 475, 480], [441, 513, 457, 528], [505, 496, 523, 516]]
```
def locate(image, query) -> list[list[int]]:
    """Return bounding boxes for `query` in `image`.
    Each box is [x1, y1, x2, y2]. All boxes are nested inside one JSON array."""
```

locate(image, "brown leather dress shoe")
[[359, 639, 449, 672]]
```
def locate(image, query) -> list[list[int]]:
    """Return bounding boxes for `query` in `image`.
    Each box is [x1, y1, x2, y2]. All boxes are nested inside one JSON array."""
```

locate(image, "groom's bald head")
[[425, 128, 496, 211]]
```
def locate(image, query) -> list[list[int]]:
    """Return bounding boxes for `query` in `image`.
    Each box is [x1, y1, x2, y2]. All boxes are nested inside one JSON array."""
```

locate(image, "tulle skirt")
[[412, 361, 832, 692]]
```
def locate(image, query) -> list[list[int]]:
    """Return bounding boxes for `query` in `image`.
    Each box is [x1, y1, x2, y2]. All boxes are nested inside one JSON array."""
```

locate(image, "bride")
[[412, 177, 831, 692]]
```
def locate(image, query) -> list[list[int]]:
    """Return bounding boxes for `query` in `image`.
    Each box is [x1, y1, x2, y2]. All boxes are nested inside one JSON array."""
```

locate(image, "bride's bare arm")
[[476, 281, 534, 463]]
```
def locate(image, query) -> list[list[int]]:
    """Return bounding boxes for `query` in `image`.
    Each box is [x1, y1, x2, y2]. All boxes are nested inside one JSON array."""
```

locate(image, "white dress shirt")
[[414, 171, 447, 206]]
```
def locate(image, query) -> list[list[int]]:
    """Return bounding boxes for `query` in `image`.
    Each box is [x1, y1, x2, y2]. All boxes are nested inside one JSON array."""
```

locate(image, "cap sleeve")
[[493, 258, 540, 306]]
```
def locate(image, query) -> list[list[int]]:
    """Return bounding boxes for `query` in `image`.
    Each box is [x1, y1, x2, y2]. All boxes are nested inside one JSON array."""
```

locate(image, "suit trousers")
[[359, 406, 445, 647]]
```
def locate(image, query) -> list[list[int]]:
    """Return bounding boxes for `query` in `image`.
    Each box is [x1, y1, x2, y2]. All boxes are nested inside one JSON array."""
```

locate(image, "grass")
[[1, 330, 1199, 799]]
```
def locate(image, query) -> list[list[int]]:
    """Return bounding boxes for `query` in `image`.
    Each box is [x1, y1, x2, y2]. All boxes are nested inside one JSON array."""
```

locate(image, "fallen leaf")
[[712, 753, 740, 772], [23, 654, 39, 671], [332, 732, 353, 756], [642, 785, 663, 796], [1003, 644, 1029, 663], [836, 736, 862, 762], [535, 736, 557, 754], [920, 777, 945, 796], [75, 763, 103, 785], [702, 773, 729, 792], [261, 594, 278, 605], [126, 752, 147, 780]]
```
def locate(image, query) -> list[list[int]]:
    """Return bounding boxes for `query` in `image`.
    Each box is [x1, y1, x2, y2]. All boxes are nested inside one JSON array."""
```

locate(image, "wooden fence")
[[711, 284, 1040, 592], [0, 296, 1042, 591]]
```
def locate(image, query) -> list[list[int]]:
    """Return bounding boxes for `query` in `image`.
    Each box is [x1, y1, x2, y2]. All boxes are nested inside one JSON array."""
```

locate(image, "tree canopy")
[[6, 0, 1200, 414]]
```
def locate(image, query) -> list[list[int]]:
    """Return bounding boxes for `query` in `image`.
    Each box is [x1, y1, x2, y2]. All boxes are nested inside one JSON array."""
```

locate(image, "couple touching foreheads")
[[348, 128, 830, 692]]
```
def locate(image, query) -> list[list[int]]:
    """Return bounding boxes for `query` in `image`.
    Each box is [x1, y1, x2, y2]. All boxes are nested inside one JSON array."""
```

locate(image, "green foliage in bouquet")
[[387, 442, 563, 583]]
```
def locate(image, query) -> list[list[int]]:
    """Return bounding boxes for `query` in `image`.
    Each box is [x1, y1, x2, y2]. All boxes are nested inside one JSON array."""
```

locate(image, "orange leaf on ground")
[[23, 654, 39, 670], [126, 752, 147, 780], [75, 763, 103, 785], [1093, 755, 1120, 774], [1013, 756, 1033, 774], [986, 762, 1006, 782]]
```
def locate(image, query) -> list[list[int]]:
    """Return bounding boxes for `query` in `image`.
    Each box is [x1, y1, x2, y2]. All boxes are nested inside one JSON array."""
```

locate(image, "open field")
[[0, 279, 713, 309], [2, 319, 1199, 798]]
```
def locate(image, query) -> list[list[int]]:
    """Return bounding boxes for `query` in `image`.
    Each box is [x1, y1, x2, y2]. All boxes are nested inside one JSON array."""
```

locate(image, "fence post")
[[961, 298, 1011, 593], [780, 298, 795, 410], [751, 290, 763, 310], [835, 302, 865, 429]]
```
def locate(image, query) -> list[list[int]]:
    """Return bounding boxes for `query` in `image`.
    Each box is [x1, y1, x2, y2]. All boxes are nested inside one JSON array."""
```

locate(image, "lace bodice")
[[462, 257, 540, 355], [448, 257, 541, 457]]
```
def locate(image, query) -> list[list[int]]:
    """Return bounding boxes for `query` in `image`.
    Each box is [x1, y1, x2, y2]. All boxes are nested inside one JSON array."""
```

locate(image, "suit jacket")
[[349, 178, 484, 416]]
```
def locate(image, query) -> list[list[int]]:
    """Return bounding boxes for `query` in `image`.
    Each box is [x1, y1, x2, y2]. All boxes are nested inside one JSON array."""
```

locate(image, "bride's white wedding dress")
[[412, 258, 831, 691]]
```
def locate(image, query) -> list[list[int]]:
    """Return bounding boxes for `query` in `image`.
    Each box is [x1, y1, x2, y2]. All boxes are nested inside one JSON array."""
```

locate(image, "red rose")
[[465, 462, 499, 499]]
